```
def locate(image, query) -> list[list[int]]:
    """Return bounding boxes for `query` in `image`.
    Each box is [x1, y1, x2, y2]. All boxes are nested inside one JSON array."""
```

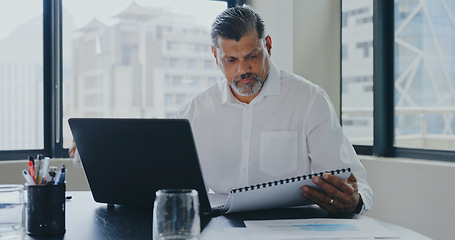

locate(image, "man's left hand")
[[301, 173, 360, 214]]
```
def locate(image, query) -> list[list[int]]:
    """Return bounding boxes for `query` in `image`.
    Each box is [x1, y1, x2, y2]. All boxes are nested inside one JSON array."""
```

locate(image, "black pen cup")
[[26, 184, 66, 236]]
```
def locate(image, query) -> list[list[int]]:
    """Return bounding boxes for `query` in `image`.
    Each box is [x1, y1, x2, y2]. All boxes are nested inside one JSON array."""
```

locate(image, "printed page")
[[244, 218, 399, 239]]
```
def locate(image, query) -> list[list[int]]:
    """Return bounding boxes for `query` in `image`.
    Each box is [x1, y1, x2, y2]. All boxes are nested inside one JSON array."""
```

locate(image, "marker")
[[28, 161, 36, 183], [21, 169, 36, 185], [28, 156, 35, 181], [28, 156, 35, 170], [38, 157, 50, 185], [35, 155, 43, 184]]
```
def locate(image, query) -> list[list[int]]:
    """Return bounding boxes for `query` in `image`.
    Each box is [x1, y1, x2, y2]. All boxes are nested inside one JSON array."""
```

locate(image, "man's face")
[[212, 30, 272, 103]]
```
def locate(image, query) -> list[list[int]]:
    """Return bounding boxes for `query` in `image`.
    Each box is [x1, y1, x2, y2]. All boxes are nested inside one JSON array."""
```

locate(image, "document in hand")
[[221, 168, 351, 213]]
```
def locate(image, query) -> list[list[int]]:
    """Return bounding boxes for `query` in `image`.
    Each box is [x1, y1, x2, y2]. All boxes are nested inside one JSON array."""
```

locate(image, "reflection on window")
[[0, 0, 43, 150], [394, 0, 455, 150], [62, 0, 226, 147], [341, 0, 374, 146]]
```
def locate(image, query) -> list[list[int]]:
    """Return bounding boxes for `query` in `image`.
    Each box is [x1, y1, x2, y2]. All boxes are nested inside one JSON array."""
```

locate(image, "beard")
[[230, 72, 265, 97]]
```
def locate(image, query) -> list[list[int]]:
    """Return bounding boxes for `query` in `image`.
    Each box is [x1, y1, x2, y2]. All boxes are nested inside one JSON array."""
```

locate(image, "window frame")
[[0, 0, 57, 160]]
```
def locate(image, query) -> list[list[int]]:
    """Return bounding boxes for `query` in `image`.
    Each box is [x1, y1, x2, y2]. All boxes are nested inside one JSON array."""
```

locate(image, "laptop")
[[68, 118, 225, 215]]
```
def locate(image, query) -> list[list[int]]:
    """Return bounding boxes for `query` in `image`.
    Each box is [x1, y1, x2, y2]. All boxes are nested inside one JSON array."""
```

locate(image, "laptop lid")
[[68, 118, 214, 214]]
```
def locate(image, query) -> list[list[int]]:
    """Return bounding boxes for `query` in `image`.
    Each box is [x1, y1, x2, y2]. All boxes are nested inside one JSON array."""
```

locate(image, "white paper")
[[224, 170, 351, 213], [244, 218, 399, 239], [201, 227, 254, 240]]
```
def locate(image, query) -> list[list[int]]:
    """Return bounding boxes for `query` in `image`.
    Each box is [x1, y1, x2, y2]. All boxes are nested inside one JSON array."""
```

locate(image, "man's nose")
[[237, 60, 251, 74]]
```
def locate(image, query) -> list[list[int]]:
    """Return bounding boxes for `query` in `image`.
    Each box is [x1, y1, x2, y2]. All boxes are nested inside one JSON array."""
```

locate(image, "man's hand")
[[301, 173, 360, 214], [68, 140, 77, 158]]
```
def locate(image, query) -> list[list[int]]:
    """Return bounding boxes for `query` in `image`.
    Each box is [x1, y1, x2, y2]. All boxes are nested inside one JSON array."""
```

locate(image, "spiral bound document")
[[220, 168, 351, 213]]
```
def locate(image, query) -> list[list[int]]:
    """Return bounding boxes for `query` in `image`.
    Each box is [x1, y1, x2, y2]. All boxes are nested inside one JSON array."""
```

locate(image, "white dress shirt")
[[176, 61, 373, 213]]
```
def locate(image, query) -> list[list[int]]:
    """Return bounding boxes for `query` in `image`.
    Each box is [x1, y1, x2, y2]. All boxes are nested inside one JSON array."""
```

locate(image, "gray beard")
[[230, 72, 264, 96]]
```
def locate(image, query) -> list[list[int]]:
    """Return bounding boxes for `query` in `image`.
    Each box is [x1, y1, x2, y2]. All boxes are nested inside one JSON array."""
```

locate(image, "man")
[[70, 5, 373, 214], [176, 6, 373, 214]]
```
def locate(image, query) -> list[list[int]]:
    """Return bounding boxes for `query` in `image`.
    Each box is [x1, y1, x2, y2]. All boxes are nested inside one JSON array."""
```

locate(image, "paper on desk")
[[202, 227, 374, 240], [200, 227, 253, 240], [244, 218, 399, 239]]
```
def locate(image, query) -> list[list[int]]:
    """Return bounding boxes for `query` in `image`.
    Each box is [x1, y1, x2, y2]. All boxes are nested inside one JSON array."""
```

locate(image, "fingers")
[[321, 173, 355, 195], [301, 173, 360, 214], [68, 140, 77, 158], [301, 185, 339, 214], [346, 173, 357, 184]]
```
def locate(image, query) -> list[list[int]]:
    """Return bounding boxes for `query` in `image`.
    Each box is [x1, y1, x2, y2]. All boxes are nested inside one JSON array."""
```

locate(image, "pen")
[[56, 165, 66, 185], [48, 166, 57, 185], [28, 160, 36, 183], [55, 170, 61, 185], [21, 169, 36, 185], [39, 157, 50, 185], [35, 154, 43, 184]]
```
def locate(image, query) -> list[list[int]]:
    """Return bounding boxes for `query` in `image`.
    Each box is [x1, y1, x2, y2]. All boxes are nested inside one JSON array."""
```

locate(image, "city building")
[[69, 2, 223, 120]]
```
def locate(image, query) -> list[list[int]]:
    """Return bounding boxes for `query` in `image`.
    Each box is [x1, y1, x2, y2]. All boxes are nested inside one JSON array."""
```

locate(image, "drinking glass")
[[0, 184, 25, 238], [153, 189, 200, 240]]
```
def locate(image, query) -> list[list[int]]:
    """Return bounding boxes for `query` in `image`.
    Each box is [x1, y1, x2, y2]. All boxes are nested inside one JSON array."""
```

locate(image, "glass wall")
[[61, 0, 226, 148], [341, 0, 374, 146], [0, 0, 43, 150], [394, 0, 455, 151], [342, 0, 455, 153]]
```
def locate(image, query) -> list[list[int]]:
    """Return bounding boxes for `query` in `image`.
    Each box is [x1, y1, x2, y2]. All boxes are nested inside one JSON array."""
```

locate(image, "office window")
[[341, 0, 374, 146], [61, 0, 226, 148], [170, 58, 180, 68], [204, 59, 214, 70], [188, 59, 197, 69], [0, 0, 43, 151], [190, 76, 201, 87], [342, 0, 455, 160], [173, 76, 183, 87], [394, 0, 455, 151], [208, 77, 218, 86]]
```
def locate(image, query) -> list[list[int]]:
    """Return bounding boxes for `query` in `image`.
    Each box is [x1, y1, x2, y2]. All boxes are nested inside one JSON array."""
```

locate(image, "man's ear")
[[265, 35, 272, 56], [211, 46, 219, 65]]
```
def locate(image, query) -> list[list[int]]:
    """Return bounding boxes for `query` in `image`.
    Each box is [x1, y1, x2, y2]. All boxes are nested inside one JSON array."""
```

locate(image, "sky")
[[0, 0, 226, 40]]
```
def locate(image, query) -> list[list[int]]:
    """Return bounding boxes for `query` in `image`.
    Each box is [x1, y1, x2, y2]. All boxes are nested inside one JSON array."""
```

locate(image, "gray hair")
[[211, 5, 265, 48]]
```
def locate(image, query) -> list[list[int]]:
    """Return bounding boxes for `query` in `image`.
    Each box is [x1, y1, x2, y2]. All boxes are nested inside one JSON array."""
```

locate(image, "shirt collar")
[[221, 60, 281, 105]]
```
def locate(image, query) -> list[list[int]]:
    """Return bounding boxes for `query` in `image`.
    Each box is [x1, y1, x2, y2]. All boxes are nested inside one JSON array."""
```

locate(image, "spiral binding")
[[230, 168, 351, 193]]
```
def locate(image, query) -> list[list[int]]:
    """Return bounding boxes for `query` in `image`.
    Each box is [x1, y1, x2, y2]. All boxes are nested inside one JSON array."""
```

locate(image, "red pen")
[[28, 161, 36, 183]]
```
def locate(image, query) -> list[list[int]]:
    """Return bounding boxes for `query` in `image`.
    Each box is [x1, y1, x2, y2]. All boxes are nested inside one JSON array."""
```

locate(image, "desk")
[[21, 191, 429, 240]]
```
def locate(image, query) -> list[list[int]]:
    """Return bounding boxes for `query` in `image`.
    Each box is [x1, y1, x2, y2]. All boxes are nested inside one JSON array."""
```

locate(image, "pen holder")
[[26, 184, 66, 236]]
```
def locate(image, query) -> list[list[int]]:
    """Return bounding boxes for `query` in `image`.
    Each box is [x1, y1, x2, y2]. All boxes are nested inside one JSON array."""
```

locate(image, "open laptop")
[[68, 118, 226, 215]]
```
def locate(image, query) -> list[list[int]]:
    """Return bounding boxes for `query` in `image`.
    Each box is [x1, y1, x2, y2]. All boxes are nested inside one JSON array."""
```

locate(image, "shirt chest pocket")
[[259, 131, 298, 177]]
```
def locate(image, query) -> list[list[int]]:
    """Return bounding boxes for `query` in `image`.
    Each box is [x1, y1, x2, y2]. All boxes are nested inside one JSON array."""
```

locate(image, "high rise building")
[[341, 0, 374, 145], [68, 3, 223, 120]]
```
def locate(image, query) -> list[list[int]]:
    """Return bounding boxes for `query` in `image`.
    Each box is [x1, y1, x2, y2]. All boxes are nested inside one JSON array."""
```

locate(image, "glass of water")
[[153, 189, 200, 240], [0, 184, 25, 238]]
